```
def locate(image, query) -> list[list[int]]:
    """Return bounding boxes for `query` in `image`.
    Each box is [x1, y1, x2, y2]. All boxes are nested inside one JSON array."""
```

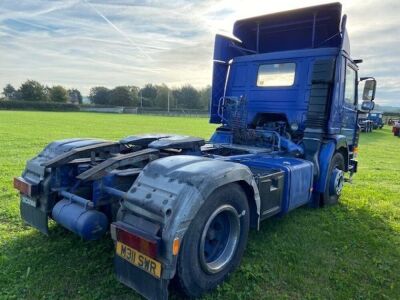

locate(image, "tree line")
[[2, 80, 82, 104], [2, 80, 211, 110], [89, 84, 210, 110]]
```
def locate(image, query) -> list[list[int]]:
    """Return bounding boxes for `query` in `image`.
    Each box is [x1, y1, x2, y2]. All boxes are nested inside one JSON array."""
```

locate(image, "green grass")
[[0, 111, 399, 299]]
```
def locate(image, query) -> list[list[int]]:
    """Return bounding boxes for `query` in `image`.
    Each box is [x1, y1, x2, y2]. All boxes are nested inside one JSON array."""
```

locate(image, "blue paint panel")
[[210, 34, 247, 124], [315, 141, 335, 193], [210, 62, 229, 124], [235, 155, 313, 213]]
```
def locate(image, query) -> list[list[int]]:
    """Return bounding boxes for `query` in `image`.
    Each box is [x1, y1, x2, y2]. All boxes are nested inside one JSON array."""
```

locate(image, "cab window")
[[257, 63, 295, 87], [344, 65, 356, 105]]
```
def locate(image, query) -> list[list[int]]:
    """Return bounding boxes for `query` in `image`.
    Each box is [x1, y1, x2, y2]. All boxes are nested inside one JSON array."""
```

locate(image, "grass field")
[[0, 111, 399, 299]]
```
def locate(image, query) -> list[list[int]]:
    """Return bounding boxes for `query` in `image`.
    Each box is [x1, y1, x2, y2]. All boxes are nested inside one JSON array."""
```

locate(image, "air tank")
[[52, 198, 108, 240]]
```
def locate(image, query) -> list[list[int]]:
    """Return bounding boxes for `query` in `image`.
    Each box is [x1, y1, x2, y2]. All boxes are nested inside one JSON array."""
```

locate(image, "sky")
[[0, 0, 399, 106]]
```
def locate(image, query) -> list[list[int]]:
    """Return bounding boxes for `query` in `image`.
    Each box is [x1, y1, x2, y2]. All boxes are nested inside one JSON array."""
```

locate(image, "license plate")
[[21, 195, 37, 207], [116, 241, 162, 278]]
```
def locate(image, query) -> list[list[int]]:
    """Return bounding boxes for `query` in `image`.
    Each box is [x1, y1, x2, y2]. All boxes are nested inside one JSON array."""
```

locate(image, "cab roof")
[[233, 2, 343, 53]]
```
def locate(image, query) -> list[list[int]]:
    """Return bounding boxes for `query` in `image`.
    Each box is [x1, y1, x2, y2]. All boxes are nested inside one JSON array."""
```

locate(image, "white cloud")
[[0, 0, 399, 106]]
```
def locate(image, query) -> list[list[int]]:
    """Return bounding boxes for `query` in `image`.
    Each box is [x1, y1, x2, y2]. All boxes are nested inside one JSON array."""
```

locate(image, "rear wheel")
[[176, 183, 250, 298], [321, 152, 345, 206]]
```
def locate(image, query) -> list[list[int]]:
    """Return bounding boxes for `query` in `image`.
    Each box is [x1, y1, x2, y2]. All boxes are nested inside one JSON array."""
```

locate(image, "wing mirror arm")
[[360, 76, 375, 81]]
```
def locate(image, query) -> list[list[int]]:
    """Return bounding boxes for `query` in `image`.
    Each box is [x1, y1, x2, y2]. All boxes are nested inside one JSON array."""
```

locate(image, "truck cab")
[[209, 2, 374, 201]]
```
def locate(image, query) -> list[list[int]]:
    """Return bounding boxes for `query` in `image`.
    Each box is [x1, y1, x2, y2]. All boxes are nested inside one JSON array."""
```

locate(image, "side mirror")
[[360, 100, 375, 112], [360, 78, 376, 101]]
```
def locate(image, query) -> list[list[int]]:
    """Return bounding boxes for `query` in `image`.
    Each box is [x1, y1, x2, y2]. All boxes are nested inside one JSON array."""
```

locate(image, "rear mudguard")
[[117, 155, 261, 279]]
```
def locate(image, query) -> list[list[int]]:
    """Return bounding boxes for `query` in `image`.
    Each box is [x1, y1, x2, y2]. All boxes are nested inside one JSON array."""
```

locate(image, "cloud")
[[0, 0, 399, 106]]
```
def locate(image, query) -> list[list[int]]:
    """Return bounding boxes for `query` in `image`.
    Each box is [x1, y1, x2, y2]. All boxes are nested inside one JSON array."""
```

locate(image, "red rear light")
[[13, 177, 37, 196], [112, 224, 159, 259]]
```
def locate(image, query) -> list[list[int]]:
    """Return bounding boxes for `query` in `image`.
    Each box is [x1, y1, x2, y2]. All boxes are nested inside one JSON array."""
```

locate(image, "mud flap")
[[114, 255, 168, 300], [20, 201, 49, 235]]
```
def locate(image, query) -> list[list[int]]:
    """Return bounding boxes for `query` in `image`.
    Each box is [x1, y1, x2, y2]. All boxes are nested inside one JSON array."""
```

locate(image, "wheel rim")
[[329, 168, 344, 196], [199, 204, 240, 274]]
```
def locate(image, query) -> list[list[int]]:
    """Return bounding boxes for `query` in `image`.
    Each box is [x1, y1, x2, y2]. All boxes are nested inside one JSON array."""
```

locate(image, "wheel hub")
[[199, 205, 240, 274], [329, 168, 344, 196]]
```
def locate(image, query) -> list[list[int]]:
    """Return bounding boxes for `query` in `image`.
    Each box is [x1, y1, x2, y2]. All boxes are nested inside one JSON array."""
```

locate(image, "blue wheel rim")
[[199, 205, 240, 274]]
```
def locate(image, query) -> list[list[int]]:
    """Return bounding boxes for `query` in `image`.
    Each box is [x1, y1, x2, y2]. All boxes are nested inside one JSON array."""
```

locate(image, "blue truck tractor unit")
[[367, 111, 384, 129], [13, 3, 377, 299]]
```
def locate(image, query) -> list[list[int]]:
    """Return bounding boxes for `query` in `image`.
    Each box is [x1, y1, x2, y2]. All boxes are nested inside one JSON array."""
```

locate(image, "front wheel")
[[321, 152, 345, 206], [176, 183, 250, 298]]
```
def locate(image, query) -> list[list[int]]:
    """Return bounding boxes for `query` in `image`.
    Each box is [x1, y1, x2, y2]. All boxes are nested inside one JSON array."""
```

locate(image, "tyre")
[[321, 152, 345, 206], [176, 183, 250, 298]]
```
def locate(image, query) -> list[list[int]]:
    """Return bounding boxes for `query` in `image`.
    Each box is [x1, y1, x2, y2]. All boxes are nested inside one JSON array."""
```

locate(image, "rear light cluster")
[[111, 223, 159, 259], [13, 177, 38, 196]]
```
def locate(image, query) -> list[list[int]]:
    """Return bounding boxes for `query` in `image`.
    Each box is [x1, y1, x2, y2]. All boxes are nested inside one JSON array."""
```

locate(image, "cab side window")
[[257, 63, 296, 87], [344, 65, 356, 105]]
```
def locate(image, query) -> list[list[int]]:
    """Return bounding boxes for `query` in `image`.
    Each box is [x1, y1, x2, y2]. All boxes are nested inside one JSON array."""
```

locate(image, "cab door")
[[340, 60, 358, 146]]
